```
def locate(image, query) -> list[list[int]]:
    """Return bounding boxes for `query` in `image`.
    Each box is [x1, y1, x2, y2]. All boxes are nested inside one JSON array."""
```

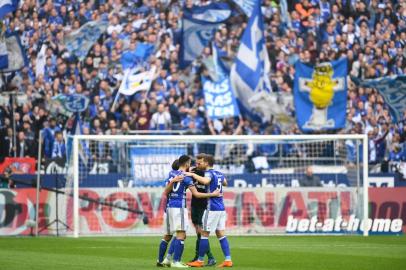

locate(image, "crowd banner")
[[352, 75, 406, 123], [129, 146, 186, 186], [0, 32, 27, 72], [230, 0, 272, 122], [0, 157, 36, 174], [294, 58, 348, 132], [64, 20, 108, 61], [179, 2, 231, 69], [202, 76, 239, 120], [0, 0, 19, 20]]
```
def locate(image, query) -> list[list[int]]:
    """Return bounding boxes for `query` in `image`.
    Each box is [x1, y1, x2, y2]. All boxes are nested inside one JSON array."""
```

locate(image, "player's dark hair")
[[196, 153, 206, 160], [171, 159, 179, 170], [178, 155, 191, 166], [204, 154, 215, 166]]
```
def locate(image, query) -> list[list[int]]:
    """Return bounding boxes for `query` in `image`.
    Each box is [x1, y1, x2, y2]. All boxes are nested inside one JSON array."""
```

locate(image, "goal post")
[[68, 134, 369, 237]]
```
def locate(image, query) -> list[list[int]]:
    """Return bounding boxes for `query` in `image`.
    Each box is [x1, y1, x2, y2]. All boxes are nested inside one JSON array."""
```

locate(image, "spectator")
[[150, 103, 171, 130], [0, 168, 15, 189], [51, 132, 66, 159], [16, 131, 34, 158], [132, 103, 151, 130], [299, 166, 322, 187]]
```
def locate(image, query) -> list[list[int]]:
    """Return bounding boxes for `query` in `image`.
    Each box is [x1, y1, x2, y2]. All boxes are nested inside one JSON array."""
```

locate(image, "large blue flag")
[[202, 44, 239, 120], [179, 2, 231, 69], [294, 58, 348, 132], [352, 75, 406, 123], [0, 0, 19, 19], [0, 32, 28, 72], [120, 43, 154, 70], [64, 20, 108, 61], [230, 0, 272, 122]]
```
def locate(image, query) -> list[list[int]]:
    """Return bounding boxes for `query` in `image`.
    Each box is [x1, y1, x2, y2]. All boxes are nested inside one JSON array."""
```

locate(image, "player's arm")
[[222, 178, 228, 187], [163, 175, 184, 195], [188, 185, 221, 198], [184, 172, 211, 185]]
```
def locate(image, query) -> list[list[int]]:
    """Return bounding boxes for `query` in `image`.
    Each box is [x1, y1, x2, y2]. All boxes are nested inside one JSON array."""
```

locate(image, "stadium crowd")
[[0, 0, 406, 170]]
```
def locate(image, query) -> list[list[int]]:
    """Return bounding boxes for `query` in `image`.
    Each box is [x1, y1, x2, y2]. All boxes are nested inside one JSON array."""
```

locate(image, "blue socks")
[[167, 237, 176, 259], [158, 239, 168, 263], [198, 237, 209, 261], [219, 236, 231, 260], [173, 239, 185, 262]]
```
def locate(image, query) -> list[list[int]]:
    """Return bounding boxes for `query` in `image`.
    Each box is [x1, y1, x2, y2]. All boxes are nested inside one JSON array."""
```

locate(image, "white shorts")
[[165, 207, 189, 234], [202, 210, 226, 232]]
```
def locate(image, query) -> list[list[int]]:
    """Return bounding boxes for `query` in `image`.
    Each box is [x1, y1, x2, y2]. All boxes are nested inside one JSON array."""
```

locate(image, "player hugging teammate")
[[156, 154, 232, 268]]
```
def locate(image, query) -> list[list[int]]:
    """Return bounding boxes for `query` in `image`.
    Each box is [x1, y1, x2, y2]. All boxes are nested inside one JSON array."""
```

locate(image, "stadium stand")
[[0, 0, 405, 176]]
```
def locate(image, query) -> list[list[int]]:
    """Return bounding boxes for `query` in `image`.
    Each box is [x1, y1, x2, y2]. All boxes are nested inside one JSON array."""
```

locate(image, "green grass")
[[0, 236, 405, 270]]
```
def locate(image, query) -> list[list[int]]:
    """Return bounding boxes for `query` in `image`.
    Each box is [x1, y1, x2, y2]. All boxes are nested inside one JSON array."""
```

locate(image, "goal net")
[[62, 135, 368, 237]]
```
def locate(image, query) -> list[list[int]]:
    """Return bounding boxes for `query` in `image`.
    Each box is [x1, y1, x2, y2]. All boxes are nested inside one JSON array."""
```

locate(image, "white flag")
[[118, 66, 156, 96]]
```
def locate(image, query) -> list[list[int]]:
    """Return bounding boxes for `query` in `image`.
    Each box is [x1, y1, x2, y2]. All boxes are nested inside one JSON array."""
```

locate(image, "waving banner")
[[230, 0, 272, 122], [294, 58, 347, 132], [0, 0, 19, 19], [202, 76, 240, 120], [0, 32, 27, 72], [352, 75, 406, 123], [64, 20, 108, 61], [179, 2, 231, 69]]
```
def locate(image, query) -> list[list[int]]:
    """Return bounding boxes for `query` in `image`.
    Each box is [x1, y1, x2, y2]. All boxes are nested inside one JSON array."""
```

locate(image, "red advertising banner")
[[1, 187, 405, 236]]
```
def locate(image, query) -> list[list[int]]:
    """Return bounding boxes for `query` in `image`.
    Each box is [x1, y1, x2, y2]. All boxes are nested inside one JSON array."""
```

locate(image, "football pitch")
[[0, 236, 405, 270]]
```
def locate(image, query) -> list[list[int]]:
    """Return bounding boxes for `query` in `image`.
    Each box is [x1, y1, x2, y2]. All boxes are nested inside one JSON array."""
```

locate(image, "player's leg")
[[157, 210, 173, 266], [171, 208, 189, 268], [157, 234, 172, 267], [171, 230, 188, 268], [190, 207, 201, 262], [187, 210, 216, 267], [200, 207, 216, 265], [216, 211, 232, 268], [164, 235, 176, 263], [191, 207, 215, 264]]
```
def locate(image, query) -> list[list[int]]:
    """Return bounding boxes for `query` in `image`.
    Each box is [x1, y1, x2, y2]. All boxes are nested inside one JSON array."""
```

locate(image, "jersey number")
[[172, 182, 180, 192], [217, 178, 223, 193]]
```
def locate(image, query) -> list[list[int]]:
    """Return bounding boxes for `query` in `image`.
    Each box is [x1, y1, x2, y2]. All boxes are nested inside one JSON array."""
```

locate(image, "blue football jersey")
[[164, 170, 180, 186], [167, 170, 194, 208], [164, 170, 180, 211], [205, 169, 225, 211]]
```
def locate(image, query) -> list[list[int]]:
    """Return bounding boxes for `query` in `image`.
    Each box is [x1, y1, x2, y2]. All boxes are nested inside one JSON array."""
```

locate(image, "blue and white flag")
[[179, 2, 231, 69], [352, 75, 406, 123], [230, 0, 271, 122], [202, 76, 240, 120], [0, 0, 19, 19], [120, 43, 154, 70], [232, 0, 256, 17], [203, 44, 239, 120], [48, 94, 89, 117], [130, 146, 186, 186], [118, 66, 156, 96], [0, 32, 28, 72], [294, 58, 348, 132], [111, 66, 156, 111], [64, 20, 108, 61]]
